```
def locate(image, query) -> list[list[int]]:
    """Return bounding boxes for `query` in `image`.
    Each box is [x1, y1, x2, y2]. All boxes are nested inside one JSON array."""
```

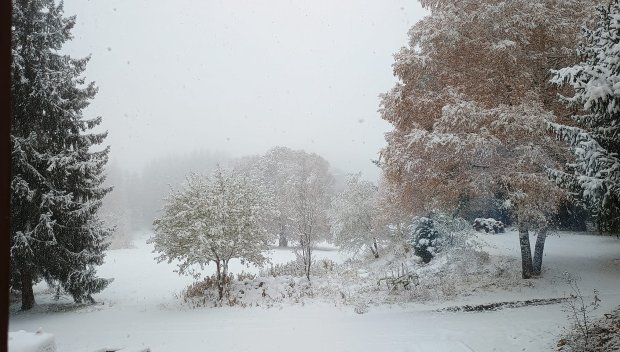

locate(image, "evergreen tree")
[[408, 217, 441, 264], [550, 0, 620, 233], [11, 0, 112, 310]]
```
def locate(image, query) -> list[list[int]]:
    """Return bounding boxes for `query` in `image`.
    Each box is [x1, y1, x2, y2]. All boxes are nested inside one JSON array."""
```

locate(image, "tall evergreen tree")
[[550, 0, 620, 233], [11, 0, 112, 310]]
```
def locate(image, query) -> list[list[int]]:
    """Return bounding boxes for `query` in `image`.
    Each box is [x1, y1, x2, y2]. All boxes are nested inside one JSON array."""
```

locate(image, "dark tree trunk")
[[532, 228, 547, 276], [305, 244, 311, 281], [20, 268, 35, 310], [370, 239, 379, 259], [518, 224, 533, 279], [278, 232, 288, 247], [215, 260, 223, 300]]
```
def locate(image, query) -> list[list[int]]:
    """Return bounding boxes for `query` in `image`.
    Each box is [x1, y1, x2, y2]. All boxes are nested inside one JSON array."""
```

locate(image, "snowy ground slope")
[[9, 231, 620, 352]]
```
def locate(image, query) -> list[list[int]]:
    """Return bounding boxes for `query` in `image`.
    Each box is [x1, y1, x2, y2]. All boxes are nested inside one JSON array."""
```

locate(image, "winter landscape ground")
[[9, 230, 620, 352]]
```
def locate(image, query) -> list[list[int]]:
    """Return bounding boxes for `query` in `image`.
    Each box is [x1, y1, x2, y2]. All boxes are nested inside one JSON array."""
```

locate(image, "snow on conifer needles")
[[550, 0, 620, 233], [10, 0, 113, 310]]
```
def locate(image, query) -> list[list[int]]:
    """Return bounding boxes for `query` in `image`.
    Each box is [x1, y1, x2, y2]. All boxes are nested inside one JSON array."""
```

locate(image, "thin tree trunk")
[[305, 243, 311, 281], [518, 223, 533, 279], [222, 260, 229, 299], [532, 228, 547, 276], [215, 260, 223, 300], [20, 268, 35, 310], [370, 239, 379, 259]]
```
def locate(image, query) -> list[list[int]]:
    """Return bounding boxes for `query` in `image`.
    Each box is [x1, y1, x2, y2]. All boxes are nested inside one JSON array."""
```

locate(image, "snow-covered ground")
[[9, 230, 620, 352]]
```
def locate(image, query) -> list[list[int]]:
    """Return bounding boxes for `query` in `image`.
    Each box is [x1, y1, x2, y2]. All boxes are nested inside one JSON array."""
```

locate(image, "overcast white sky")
[[62, 0, 427, 181]]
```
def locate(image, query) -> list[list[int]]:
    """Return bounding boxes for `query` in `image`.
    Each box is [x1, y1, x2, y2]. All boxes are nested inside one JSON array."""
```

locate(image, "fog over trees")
[[99, 151, 230, 247], [8, 1, 620, 350]]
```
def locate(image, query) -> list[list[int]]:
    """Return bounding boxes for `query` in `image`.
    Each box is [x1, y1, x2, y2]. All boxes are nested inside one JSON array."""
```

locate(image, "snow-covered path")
[[9, 231, 620, 352]]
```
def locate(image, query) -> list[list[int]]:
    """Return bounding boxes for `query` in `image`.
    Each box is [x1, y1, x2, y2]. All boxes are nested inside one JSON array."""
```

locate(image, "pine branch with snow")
[[550, 0, 620, 232]]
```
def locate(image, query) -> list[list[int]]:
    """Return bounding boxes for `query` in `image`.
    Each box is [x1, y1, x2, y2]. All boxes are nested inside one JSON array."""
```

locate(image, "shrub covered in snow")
[[408, 217, 442, 263], [473, 218, 505, 234], [558, 304, 620, 352]]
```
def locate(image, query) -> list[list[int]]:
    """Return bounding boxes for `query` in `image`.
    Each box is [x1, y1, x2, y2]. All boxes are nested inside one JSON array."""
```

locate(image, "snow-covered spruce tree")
[[550, 1, 620, 234], [330, 173, 382, 258], [408, 217, 441, 264], [11, 0, 112, 310], [379, 0, 601, 279], [150, 169, 273, 301]]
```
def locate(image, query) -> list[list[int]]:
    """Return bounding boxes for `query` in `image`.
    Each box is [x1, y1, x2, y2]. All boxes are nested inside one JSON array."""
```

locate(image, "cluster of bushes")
[[176, 212, 526, 309]]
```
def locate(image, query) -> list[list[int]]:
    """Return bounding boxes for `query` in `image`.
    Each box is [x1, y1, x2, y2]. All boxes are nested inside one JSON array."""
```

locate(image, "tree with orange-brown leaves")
[[379, 0, 602, 278]]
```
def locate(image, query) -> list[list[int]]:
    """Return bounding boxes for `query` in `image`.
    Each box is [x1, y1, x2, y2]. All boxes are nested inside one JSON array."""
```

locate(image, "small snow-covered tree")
[[550, 1, 620, 233], [150, 169, 273, 300], [330, 174, 382, 258], [288, 151, 335, 280], [11, 0, 112, 309], [408, 217, 441, 264]]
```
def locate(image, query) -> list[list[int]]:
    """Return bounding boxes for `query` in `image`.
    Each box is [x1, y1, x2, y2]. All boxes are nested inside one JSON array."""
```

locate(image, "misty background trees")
[[99, 151, 230, 248]]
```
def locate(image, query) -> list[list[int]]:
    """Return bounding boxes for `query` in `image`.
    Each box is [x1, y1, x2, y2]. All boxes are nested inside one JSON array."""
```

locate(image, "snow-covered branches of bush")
[[150, 168, 274, 300]]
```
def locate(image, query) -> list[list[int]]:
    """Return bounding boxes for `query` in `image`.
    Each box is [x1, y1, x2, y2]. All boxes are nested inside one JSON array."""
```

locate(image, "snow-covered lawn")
[[9, 231, 620, 352]]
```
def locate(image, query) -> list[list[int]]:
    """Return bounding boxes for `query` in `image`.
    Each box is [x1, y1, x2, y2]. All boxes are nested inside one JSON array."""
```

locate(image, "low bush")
[[473, 218, 505, 234]]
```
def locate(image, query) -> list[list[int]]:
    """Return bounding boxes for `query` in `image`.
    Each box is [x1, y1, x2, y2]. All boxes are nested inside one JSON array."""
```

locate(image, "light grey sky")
[[63, 0, 427, 181]]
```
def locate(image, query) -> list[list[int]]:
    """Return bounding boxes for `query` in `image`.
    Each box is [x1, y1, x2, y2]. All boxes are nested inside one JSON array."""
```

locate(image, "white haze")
[[62, 0, 427, 181]]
